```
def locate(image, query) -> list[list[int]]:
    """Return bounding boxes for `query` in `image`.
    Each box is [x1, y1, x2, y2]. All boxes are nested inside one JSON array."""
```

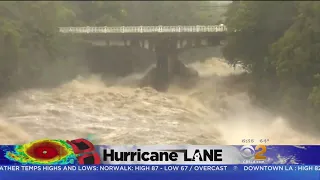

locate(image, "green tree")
[[223, 1, 320, 125], [271, 2, 320, 118], [122, 1, 225, 25], [222, 1, 297, 107]]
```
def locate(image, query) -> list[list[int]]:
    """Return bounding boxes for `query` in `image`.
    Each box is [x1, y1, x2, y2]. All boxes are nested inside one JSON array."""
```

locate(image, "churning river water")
[[0, 58, 318, 145]]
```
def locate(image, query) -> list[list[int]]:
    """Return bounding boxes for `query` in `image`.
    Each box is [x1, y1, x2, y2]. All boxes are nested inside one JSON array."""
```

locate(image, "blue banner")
[[0, 165, 318, 172], [1, 144, 319, 165], [0, 165, 319, 180]]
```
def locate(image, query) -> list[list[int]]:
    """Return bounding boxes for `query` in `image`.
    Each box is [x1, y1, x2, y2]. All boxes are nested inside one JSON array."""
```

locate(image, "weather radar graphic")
[[4, 139, 77, 165], [1, 138, 101, 165]]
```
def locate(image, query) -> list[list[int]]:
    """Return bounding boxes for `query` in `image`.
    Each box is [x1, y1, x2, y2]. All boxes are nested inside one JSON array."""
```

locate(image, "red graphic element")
[[77, 152, 101, 165], [26, 141, 67, 160], [34, 146, 59, 160], [67, 138, 101, 165], [66, 138, 95, 154]]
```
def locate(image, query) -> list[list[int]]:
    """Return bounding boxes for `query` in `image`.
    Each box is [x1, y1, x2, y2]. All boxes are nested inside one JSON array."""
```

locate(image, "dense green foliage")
[[223, 1, 320, 125]]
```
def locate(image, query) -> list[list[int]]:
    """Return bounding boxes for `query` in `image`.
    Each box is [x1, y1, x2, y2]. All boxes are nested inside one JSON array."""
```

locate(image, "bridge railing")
[[58, 25, 227, 34]]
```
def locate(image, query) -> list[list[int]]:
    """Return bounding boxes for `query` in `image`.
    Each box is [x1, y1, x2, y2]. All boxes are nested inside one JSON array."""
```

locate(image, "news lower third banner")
[[1, 144, 320, 180], [0, 165, 320, 180], [0, 144, 320, 165]]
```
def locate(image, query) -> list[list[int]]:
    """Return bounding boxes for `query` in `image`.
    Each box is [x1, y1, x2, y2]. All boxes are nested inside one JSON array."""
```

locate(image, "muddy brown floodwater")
[[0, 58, 319, 145]]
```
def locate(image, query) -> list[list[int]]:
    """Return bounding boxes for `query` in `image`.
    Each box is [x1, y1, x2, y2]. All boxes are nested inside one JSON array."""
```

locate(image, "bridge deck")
[[59, 25, 227, 34], [60, 25, 228, 92]]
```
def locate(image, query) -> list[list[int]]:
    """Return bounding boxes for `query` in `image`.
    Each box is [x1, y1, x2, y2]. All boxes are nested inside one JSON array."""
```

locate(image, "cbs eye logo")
[[240, 145, 267, 160]]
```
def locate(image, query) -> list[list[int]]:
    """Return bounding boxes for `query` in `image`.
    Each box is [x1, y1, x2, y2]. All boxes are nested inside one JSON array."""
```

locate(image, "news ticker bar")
[[0, 165, 318, 172]]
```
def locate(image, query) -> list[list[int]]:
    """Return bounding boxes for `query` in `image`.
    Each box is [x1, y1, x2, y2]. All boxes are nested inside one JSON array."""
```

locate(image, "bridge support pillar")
[[154, 39, 170, 92], [125, 40, 130, 46], [130, 40, 140, 47], [168, 52, 178, 80], [208, 37, 222, 46], [186, 39, 192, 48], [195, 38, 201, 47], [167, 38, 178, 80]]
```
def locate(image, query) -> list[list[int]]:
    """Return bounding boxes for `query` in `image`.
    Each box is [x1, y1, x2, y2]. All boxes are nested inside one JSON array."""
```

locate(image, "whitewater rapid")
[[0, 58, 318, 145]]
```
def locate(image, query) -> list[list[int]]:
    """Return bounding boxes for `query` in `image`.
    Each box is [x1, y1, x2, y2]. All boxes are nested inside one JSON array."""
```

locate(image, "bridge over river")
[[59, 25, 228, 91]]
